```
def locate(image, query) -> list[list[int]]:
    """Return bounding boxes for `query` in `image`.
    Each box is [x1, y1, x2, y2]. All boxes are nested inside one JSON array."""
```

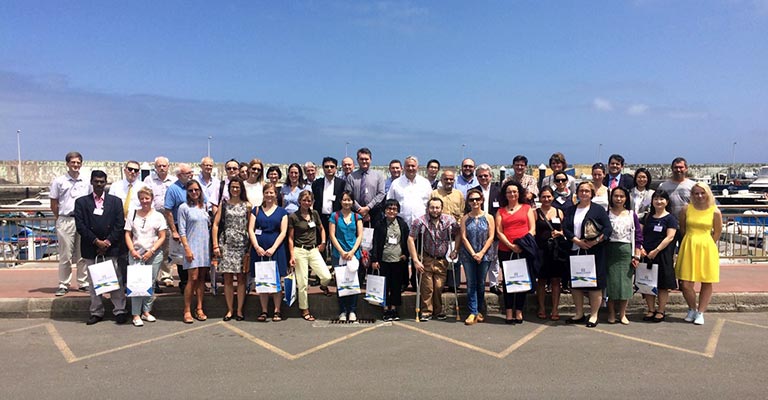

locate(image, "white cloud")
[[593, 97, 613, 112], [626, 103, 649, 115]]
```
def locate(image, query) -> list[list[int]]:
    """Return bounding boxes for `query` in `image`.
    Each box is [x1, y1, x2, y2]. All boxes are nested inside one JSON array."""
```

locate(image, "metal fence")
[[2, 205, 767, 267]]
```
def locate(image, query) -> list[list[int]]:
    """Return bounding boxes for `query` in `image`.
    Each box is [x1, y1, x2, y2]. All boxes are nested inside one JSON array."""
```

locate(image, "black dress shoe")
[[235, 315, 245, 321], [565, 316, 586, 324], [489, 286, 502, 295], [586, 320, 599, 328], [115, 314, 128, 324], [86, 315, 103, 325], [223, 315, 232, 321]]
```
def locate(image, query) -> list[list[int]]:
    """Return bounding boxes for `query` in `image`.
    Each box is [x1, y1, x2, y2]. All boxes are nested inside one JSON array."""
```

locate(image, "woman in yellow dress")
[[675, 182, 722, 326]]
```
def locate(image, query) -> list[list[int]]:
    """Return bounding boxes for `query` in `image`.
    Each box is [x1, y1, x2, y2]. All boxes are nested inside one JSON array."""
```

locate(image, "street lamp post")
[[207, 136, 213, 158], [345, 142, 350, 157], [461, 144, 466, 162], [16, 130, 21, 184], [597, 143, 603, 162], [731, 141, 737, 179]]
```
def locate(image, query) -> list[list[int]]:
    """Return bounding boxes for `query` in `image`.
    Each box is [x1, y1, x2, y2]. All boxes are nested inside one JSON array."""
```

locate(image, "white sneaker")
[[693, 312, 705, 325], [338, 313, 347, 322], [132, 318, 144, 327], [141, 314, 157, 322], [684, 309, 697, 322], [348, 312, 357, 322]]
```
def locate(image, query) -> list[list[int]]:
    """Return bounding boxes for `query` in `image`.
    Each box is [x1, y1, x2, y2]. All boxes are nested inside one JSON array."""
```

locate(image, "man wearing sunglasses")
[[109, 160, 148, 284], [454, 158, 477, 197], [312, 156, 347, 238], [218, 158, 241, 203]]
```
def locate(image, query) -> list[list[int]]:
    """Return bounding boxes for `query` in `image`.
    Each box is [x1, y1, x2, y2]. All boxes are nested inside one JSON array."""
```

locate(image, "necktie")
[[610, 177, 618, 189], [124, 183, 133, 217], [359, 171, 367, 205]]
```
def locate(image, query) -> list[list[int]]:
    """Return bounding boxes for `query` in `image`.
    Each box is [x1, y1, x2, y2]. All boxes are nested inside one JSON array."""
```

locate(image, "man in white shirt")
[[198, 156, 220, 215], [50, 151, 92, 296], [143, 156, 175, 287], [108, 160, 148, 284]]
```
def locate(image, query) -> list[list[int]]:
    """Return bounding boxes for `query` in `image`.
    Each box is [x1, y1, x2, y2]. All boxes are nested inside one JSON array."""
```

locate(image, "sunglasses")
[[226, 167, 239, 171], [251, 168, 262, 171], [468, 198, 482, 202], [187, 188, 201, 193], [462, 165, 474, 169], [554, 178, 568, 183], [126, 167, 139, 173], [323, 165, 337, 169]]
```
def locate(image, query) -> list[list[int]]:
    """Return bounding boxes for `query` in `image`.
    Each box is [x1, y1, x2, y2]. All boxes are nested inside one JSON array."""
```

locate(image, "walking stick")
[[448, 226, 460, 321], [415, 228, 424, 322]]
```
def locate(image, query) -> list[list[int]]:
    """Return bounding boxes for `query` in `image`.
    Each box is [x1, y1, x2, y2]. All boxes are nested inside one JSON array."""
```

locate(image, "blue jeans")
[[463, 258, 489, 315], [129, 252, 163, 316]]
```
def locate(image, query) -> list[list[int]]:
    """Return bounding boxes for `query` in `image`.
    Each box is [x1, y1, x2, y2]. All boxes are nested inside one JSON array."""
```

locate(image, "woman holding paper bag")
[[605, 187, 643, 325], [213, 178, 252, 322], [563, 181, 612, 328], [496, 181, 535, 324], [178, 180, 211, 324], [640, 191, 678, 322], [249, 183, 288, 322], [675, 183, 722, 326], [124, 187, 167, 327], [329, 191, 364, 322], [288, 190, 333, 322]]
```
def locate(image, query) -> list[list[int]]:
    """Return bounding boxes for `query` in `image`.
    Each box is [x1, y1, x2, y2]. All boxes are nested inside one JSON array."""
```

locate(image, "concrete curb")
[[2, 292, 767, 320]]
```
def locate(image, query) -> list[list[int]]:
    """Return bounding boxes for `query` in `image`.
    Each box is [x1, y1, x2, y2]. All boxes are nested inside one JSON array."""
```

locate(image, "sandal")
[[302, 312, 316, 321], [537, 310, 547, 319], [642, 310, 656, 321], [194, 309, 208, 321], [550, 313, 560, 321], [652, 311, 666, 323], [272, 312, 283, 322], [183, 312, 194, 324], [257, 312, 268, 322], [320, 285, 333, 297]]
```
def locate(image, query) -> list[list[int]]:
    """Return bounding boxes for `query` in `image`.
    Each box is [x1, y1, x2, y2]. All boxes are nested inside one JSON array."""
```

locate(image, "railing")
[[0, 213, 58, 267], [1, 205, 767, 267], [719, 205, 768, 262]]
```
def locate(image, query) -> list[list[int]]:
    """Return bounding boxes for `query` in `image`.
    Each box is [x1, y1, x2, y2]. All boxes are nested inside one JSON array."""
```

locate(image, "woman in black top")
[[640, 190, 678, 322], [534, 186, 567, 321]]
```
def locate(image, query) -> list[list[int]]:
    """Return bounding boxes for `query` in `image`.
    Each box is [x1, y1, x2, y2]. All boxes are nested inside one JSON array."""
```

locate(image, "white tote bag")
[[254, 260, 279, 293], [126, 263, 154, 297], [88, 258, 120, 295], [361, 228, 374, 251], [569, 252, 597, 288], [501, 258, 532, 293], [364, 273, 386, 306], [283, 273, 297, 307], [634, 262, 659, 296], [336, 263, 361, 297]]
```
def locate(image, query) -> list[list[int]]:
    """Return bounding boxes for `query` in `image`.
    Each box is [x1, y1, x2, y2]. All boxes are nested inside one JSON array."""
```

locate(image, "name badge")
[[492, 201, 500, 208], [653, 225, 664, 232], [556, 197, 565, 204], [551, 218, 561, 224], [93, 208, 104, 216], [329, 195, 336, 201], [387, 237, 397, 245], [308, 221, 316, 228], [364, 188, 369, 194], [255, 229, 263, 235]]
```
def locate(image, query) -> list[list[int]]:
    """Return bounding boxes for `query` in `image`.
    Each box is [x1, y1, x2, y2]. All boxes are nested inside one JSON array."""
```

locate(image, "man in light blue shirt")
[[454, 158, 477, 196]]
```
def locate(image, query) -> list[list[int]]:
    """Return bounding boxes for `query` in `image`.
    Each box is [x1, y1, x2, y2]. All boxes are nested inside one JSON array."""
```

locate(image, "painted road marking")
[[395, 321, 550, 359]]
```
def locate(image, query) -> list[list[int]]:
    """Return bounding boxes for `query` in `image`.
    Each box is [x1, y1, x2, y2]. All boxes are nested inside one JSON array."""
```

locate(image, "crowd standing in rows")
[[49, 150, 721, 327]]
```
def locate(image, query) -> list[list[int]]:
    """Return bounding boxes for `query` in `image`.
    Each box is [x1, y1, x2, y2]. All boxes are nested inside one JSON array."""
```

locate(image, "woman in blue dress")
[[178, 180, 211, 324], [248, 182, 288, 322]]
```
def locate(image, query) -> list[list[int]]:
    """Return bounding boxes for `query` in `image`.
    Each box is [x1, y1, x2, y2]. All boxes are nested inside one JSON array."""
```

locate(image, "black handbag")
[[538, 209, 568, 263]]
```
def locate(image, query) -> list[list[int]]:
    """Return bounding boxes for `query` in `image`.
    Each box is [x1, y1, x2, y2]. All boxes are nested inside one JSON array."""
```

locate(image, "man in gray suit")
[[345, 147, 386, 227]]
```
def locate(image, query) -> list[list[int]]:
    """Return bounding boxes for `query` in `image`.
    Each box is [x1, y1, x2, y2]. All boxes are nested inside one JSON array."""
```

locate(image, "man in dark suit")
[[312, 156, 346, 236], [604, 154, 634, 191], [74, 170, 128, 325]]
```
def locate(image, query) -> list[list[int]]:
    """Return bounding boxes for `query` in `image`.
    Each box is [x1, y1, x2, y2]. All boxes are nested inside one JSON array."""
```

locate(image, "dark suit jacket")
[[311, 177, 346, 215], [464, 183, 501, 216], [74, 194, 125, 259], [562, 203, 613, 289], [603, 174, 634, 191]]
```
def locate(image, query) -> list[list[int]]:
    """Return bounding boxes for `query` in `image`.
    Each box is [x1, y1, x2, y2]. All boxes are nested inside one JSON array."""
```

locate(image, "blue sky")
[[1, 1, 766, 166]]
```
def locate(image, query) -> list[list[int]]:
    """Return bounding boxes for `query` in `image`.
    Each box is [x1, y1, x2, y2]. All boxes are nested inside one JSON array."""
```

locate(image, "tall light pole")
[[16, 130, 21, 184], [597, 143, 603, 162], [345, 141, 350, 157], [731, 141, 737, 179], [461, 144, 466, 162], [207, 136, 212, 158]]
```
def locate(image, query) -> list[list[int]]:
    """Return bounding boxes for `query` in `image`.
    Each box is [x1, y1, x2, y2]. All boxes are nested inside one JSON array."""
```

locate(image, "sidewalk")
[[1, 262, 767, 319]]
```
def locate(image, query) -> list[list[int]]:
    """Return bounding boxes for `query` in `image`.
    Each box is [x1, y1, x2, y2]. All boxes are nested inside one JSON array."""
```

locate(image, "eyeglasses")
[[554, 178, 568, 183], [323, 165, 336, 169], [226, 167, 239, 171], [126, 167, 139, 173], [468, 198, 482, 202], [462, 165, 474, 169]]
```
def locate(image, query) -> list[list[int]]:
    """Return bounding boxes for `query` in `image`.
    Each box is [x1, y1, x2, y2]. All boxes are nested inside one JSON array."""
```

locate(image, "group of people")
[[49, 149, 721, 327]]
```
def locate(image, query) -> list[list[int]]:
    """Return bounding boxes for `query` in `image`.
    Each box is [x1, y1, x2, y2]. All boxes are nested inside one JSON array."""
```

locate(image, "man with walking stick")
[[408, 198, 459, 321]]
